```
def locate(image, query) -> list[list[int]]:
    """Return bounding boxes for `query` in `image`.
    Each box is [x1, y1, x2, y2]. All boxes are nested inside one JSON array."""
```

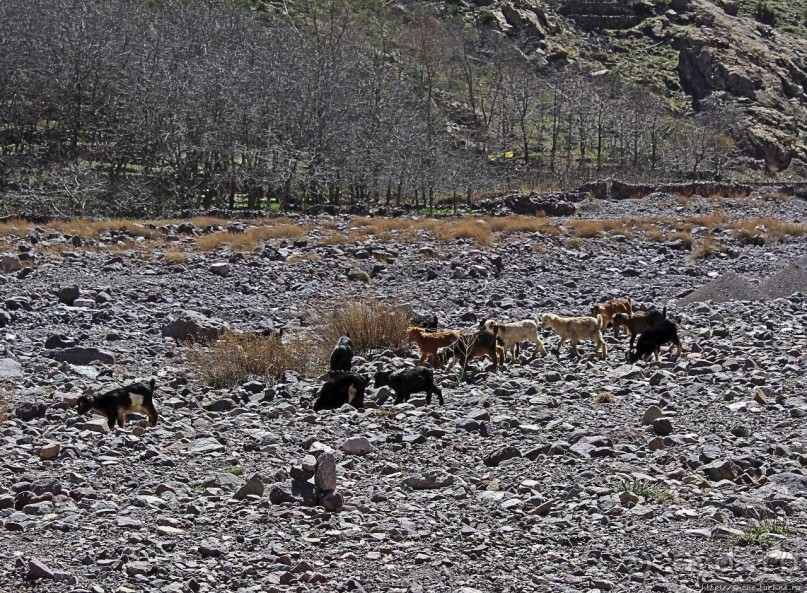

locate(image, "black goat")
[[374, 367, 444, 406], [329, 334, 354, 374], [628, 319, 683, 363], [313, 373, 367, 411], [76, 378, 158, 429]]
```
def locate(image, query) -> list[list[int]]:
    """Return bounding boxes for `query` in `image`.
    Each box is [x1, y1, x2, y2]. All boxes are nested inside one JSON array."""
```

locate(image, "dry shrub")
[[593, 391, 615, 405], [163, 245, 189, 264], [0, 385, 12, 424], [565, 237, 581, 249], [319, 299, 410, 355], [186, 331, 319, 388], [430, 219, 492, 246], [50, 219, 154, 240], [692, 235, 725, 259], [731, 218, 806, 244], [568, 219, 629, 239], [488, 216, 562, 236], [0, 218, 34, 238], [669, 231, 693, 249]]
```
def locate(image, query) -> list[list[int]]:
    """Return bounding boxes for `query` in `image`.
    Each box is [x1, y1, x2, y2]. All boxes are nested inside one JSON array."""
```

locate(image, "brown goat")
[[407, 326, 463, 369], [612, 307, 667, 352], [442, 325, 502, 372], [591, 298, 633, 337]]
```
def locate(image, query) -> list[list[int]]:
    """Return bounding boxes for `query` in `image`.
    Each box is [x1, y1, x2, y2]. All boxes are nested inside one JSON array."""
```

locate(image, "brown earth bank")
[[0, 191, 806, 592]]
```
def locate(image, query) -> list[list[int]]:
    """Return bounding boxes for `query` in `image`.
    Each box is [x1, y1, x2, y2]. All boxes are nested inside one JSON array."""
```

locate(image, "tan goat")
[[540, 313, 608, 359]]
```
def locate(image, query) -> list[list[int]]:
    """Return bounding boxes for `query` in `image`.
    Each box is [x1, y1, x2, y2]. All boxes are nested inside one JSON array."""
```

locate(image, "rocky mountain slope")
[[418, 0, 807, 175], [0, 191, 805, 591]]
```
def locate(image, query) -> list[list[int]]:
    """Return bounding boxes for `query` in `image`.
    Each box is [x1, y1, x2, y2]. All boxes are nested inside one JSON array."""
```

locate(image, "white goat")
[[483, 318, 547, 362], [540, 313, 607, 359]]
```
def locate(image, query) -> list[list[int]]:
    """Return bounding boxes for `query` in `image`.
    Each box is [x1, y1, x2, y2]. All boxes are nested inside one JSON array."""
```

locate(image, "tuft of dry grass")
[[691, 235, 725, 259], [0, 218, 34, 238], [318, 298, 410, 355], [0, 385, 12, 424], [186, 331, 319, 388], [488, 216, 562, 235], [593, 391, 615, 405], [163, 245, 189, 264], [568, 219, 629, 239], [669, 231, 693, 249], [430, 219, 492, 246], [196, 220, 313, 252], [565, 237, 581, 249]]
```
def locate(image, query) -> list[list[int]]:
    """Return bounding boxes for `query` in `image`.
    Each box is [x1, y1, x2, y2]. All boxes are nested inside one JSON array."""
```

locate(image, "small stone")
[[0, 358, 24, 380], [653, 418, 673, 436], [642, 405, 663, 425], [340, 437, 374, 456], [27, 557, 55, 580], [319, 490, 344, 512], [234, 474, 264, 500], [315, 453, 337, 491], [619, 491, 640, 506], [198, 538, 227, 557], [39, 443, 60, 460], [210, 262, 230, 276], [766, 550, 795, 565]]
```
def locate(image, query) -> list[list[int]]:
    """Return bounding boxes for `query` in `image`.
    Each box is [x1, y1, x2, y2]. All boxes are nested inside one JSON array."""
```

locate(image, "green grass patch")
[[226, 466, 245, 476], [613, 479, 675, 503]]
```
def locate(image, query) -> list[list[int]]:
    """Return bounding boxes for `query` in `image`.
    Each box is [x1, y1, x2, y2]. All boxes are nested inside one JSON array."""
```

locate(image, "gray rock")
[[48, 347, 115, 365], [199, 538, 228, 557], [653, 418, 673, 436], [234, 474, 264, 500], [401, 471, 455, 490], [161, 310, 230, 342], [58, 285, 80, 305], [0, 358, 24, 380], [38, 443, 60, 460], [341, 437, 374, 456], [315, 453, 337, 491], [641, 405, 664, 425], [483, 446, 522, 467], [27, 557, 55, 580]]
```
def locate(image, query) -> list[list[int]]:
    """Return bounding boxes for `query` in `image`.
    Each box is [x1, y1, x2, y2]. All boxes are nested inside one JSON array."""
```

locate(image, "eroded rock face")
[[674, 0, 807, 170]]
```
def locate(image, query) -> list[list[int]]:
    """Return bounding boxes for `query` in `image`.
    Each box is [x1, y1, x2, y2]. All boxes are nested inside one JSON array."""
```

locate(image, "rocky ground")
[[0, 193, 806, 593]]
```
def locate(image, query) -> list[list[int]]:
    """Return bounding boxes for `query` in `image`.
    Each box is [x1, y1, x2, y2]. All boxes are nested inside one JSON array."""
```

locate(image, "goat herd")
[[72, 298, 683, 428], [312, 297, 683, 412]]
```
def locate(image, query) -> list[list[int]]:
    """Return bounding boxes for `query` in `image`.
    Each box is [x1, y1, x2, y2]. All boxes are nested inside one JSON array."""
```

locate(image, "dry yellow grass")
[[0, 218, 34, 238], [692, 235, 725, 259], [568, 219, 630, 239], [163, 245, 189, 264], [0, 384, 13, 424], [761, 192, 792, 203], [196, 221, 313, 252], [669, 231, 693, 249], [318, 298, 410, 355], [186, 331, 320, 388]]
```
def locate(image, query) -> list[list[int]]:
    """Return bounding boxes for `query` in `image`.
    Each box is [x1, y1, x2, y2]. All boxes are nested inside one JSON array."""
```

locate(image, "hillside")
[[404, 0, 807, 175], [1, 0, 807, 218]]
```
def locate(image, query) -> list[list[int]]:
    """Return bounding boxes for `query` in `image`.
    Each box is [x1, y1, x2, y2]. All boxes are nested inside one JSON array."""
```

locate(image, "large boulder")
[[161, 310, 230, 342]]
